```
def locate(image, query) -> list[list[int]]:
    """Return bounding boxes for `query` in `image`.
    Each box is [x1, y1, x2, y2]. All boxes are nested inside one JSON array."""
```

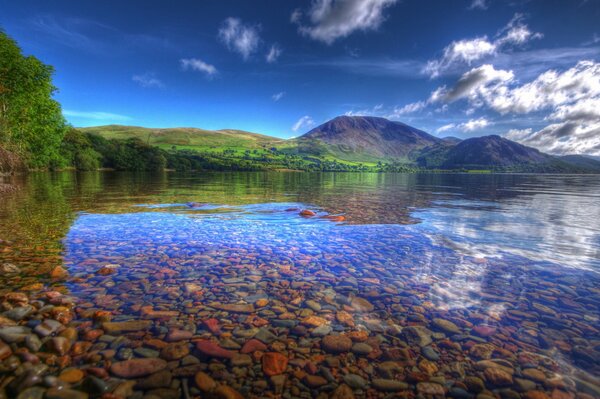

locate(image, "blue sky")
[[1, 0, 599, 154]]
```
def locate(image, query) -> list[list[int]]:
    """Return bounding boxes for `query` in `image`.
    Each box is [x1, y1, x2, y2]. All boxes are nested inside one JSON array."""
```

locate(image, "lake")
[[0, 171, 599, 399]]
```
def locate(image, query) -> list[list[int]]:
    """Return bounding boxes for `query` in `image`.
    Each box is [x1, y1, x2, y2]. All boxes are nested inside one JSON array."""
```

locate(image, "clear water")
[[0, 172, 599, 397]]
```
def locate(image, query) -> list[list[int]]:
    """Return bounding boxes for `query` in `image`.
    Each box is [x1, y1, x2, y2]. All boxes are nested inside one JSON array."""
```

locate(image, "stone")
[[402, 326, 433, 347], [195, 371, 217, 392], [58, 369, 85, 384], [110, 358, 168, 378], [300, 209, 317, 217], [34, 319, 63, 337], [302, 315, 328, 327], [212, 385, 244, 399], [417, 382, 445, 396], [45, 388, 88, 399], [209, 302, 255, 313], [196, 340, 235, 359], [372, 379, 409, 392], [349, 297, 374, 312], [522, 368, 546, 383], [135, 370, 173, 389], [304, 375, 328, 388], [102, 320, 152, 334], [166, 329, 193, 342], [241, 338, 267, 353], [484, 367, 513, 386], [322, 334, 352, 353], [331, 384, 355, 399], [0, 339, 12, 360], [343, 374, 367, 389], [262, 352, 288, 376], [160, 341, 189, 360], [432, 318, 461, 334], [351, 342, 373, 355]]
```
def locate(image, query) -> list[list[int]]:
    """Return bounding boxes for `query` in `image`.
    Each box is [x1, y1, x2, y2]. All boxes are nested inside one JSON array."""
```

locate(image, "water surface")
[[0, 172, 598, 398]]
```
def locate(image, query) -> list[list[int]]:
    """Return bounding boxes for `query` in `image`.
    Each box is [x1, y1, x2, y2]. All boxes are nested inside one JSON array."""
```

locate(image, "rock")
[[58, 369, 84, 384], [349, 297, 374, 312], [331, 384, 355, 399], [262, 352, 288, 376], [48, 336, 71, 355], [135, 370, 173, 389], [110, 358, 168, 378], [212, 385, 244, 399], [523, 391, 551, 399], [4, 305, 34, 321], [372, 379, 409, 392], [16, 387, 46, 399], [241, 338, 267, 353], [472, 325, 497, 337], [0, 263, 19, 274], [378, 361, 403, 379], [343, 374, 367, 389], [470, 343, 495, 359], [0, 339, 12, 360], [300, 209, 317, 217], [0, 326, 31, 343], [160, 341, 189, 360], [322, 334, 352, 353], [311, 325, 332, 337], [81, 376, 109, 396], [34, 319, 63, 337], [209, 302, 255, 313], [351, 343, 373, 355], [402, 326, 433, 347], [166, 329, 193, 342], [50, 266, 68, 278], [302, 315, 328, 327], [102, 320, 152, 334], [202, 318, 222, 334], [432, 318, 461, 334], [254, 328, 278, 344], [515, 378, 537, 392], [45, 388, 88, 399], [195, 371, 217, 392], [522, 368, 546, 383], [304, 375, 328, 388], [417, 382, 445, 396], [196, 340, 235, 359], [464, 376, 485, 393], [422, 346, 440, 361], [484, 367, 513, 386]]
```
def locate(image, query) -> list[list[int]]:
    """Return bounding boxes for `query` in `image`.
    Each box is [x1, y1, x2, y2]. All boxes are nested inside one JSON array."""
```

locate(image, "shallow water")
[[0, 171, 599, 398]]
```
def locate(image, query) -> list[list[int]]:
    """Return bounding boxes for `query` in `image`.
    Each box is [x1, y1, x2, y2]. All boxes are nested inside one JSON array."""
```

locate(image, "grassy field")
[[81, 125, 284, 153]]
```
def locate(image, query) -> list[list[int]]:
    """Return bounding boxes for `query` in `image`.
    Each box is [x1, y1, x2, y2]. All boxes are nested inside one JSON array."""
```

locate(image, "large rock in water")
[[102, 320, 152, 334], [110, 358, 167, 378]]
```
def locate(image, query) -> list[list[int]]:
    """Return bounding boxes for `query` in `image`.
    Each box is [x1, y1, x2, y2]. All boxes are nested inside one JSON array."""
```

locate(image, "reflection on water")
[[0, 171, 599, 398]]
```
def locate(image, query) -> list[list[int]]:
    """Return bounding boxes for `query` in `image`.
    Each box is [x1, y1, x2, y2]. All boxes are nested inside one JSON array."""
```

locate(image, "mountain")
[[419, 135, 551, 169], [297, 116, 442, 161], [559, 155, 600, 172], [80, 125, 283, 152]]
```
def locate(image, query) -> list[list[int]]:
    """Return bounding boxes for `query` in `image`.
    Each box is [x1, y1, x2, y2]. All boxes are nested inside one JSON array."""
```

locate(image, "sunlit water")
[[0, 172, 599, 397]]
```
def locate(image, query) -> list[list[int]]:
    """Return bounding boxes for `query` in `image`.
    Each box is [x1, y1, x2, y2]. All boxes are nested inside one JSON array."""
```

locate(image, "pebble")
[[321, 334, 353, 353], [110, 358, 168, 378]]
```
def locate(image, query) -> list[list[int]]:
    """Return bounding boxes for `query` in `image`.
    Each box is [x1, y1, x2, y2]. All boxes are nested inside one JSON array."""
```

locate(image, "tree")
[[0, 30, 67, 169]]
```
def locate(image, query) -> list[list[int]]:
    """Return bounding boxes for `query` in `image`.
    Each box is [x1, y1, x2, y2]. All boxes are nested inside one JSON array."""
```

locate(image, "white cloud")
[[63, 110, 131, 121], [424, 14, 542, 78], [218, 17, 260, 60], [272, 92, 285, 101], [468, 0, 489, 10], [180, 58, 218, 77], [132, 73, 164, 88], [344, 104, 384, 117], [460, 117, 490, 131], [294, 0, 398, 44], [292, 115, 315, 132], [436, 64, 514, 102], [506, 122, 600, 156], [266, 44, 282, 63], [436, 123, 456, 133]]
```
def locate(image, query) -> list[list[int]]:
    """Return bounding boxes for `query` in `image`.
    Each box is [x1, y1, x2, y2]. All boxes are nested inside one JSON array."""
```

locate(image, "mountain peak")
[[299, 116, 441, 161]]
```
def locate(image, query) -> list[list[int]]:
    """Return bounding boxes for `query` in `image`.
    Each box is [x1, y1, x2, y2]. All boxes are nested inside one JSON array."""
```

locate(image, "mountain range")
[[81, 116, 600, 173]]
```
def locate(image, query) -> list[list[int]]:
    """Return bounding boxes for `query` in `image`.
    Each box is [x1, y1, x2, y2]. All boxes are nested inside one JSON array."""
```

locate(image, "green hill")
[[80, 125, 285, 154]]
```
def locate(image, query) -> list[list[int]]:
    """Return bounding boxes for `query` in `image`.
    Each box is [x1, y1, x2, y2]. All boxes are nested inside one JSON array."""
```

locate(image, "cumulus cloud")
[[218, 17, 260, 60], [272, 92, 285, 101], [180, 58, 218, 77], [266, 44, 282, 63], [294, 0, 398, 44], [506, 123, 600, 155], [292, 115, 315, 132], [132, 73, 164, 88], [438, 64, 514, 102], [434, 118, 491, 134], [424, 14, 542, 78], [436, 123, 456, 133], [468, 0, 489, 10]]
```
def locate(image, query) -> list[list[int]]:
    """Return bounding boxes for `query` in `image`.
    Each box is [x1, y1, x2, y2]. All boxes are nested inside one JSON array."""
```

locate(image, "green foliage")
[[0, 30, 67, 169], [61, 128, 102, 171]]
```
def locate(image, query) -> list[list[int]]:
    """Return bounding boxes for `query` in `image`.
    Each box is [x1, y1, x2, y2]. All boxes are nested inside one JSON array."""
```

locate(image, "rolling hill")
[[80, 117, 600, 173], [81, 125, 284, 154]]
